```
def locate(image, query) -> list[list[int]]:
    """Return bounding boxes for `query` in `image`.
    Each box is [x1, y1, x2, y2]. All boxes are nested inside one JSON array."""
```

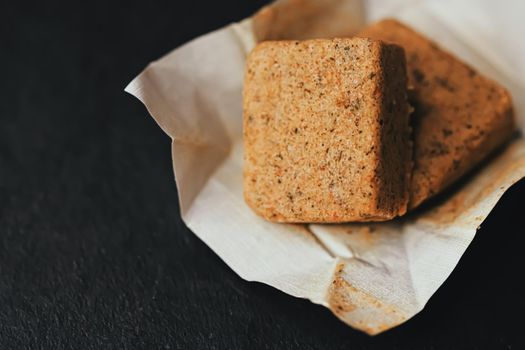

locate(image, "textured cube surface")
[[359, 19, 516, 209], [243, 38, 411, 223]]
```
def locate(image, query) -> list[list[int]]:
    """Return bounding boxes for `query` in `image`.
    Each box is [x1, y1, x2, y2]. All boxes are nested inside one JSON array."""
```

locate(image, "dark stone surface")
[[1, 1, 524, 348]]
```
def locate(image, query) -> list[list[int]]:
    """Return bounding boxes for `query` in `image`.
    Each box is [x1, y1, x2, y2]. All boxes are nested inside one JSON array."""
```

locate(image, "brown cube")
[[243, 38, 412, 223], [359, 19, 516, 209]]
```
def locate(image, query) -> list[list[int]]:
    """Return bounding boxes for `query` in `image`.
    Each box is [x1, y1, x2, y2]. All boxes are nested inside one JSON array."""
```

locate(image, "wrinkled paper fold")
[[126, 0, 525, 334]]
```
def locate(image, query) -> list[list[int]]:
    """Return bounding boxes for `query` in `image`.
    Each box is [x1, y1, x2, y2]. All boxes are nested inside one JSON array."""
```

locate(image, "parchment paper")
[[125, 0, 525, 334]]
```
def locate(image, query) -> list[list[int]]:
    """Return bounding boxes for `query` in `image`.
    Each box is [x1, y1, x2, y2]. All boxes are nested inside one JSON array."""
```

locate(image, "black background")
[[1, 1, 524, 349]]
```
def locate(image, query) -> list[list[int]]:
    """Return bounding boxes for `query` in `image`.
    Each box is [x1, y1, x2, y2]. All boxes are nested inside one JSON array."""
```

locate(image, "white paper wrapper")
[[125, 0, 525, 335]]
